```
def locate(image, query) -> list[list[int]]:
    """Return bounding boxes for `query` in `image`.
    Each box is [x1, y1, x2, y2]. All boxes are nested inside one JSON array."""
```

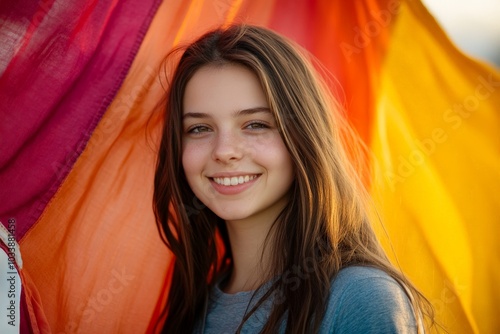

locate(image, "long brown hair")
[[154, 24, 433, 333]]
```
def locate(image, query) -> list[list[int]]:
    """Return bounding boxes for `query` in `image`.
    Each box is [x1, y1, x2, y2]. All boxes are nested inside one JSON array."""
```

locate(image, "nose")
[[211, 131, 243, 163]]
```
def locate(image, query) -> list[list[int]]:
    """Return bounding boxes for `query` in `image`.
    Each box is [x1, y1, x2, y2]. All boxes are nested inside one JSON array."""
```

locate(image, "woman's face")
[[181, 64, 294, 224]]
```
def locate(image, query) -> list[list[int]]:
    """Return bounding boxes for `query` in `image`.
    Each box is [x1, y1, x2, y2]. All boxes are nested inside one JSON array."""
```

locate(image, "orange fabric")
[[18, 1, 178, 331], [19, 270, 51, 334]]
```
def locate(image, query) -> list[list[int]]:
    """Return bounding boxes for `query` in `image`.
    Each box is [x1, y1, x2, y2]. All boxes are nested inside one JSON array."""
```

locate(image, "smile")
[[212, 175, 258, 186]]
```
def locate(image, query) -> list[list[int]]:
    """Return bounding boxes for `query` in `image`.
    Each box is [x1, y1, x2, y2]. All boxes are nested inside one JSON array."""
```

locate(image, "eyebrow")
[[182, 107, 271, 120]]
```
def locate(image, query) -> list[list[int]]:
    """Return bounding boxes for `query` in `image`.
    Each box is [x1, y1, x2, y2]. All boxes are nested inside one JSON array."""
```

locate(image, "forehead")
[[182, 64, 269, 115]]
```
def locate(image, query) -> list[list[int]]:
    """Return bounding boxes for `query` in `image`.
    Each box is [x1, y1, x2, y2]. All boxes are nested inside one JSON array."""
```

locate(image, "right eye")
[[187, 125, 211, 134]]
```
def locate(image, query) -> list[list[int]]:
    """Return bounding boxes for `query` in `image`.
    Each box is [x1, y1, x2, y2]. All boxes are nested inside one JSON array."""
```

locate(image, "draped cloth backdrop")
[[0, 0, 498, 333]]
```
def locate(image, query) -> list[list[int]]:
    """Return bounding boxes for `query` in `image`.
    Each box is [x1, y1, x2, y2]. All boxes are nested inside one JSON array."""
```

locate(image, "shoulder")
[[320, 266, 418, 334]]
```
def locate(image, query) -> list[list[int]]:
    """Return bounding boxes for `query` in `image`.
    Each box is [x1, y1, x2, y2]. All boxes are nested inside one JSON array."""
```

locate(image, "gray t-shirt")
[[195, 266, 417, 333]]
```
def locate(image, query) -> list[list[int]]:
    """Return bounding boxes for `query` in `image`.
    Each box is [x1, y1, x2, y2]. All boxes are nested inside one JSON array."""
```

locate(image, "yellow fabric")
[[371, 1, 500, 333]]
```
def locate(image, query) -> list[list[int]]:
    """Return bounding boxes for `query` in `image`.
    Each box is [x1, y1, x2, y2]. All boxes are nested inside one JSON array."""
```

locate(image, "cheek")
[[254, 135, 294, 176], [182, 142, 205, 179], [257, 134, 288, 158]]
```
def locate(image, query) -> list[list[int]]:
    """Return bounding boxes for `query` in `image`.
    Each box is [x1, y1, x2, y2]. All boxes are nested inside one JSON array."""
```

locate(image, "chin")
[[209, 207, 251, 222], [213, 213, 247, 222]]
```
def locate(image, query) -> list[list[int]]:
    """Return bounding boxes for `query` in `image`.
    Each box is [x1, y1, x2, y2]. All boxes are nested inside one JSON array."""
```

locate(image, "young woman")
[[153, 24, 433, 333]]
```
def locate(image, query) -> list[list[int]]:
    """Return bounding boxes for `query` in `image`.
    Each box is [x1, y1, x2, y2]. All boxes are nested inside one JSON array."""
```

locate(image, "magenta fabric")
[[0, 0, 162, 239]]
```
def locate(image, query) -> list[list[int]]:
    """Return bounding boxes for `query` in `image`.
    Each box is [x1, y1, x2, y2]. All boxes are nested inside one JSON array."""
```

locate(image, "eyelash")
[[187, 125, 210, 134], [244, 121, 269, 129], [186, 121, 270, 134]]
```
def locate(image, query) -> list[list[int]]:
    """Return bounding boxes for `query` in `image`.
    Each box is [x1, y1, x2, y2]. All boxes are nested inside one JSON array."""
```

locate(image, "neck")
[[222, 215, 277, 294]]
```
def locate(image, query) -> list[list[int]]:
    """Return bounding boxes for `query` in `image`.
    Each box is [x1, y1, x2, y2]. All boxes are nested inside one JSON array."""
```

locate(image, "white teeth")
[[230, 177, 238, 185], [213, 175, 257, 186]]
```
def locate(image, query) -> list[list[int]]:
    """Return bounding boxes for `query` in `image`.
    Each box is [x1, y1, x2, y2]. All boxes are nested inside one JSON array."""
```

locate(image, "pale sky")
[[421, 0, 500, 66]]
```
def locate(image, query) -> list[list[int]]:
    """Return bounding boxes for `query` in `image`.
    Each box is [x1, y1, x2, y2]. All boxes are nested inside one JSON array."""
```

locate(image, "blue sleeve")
[[323, 267, 418, 334]]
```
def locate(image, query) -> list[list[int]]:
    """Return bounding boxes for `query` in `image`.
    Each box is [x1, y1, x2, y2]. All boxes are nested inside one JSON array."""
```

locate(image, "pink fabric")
[[0, 0, 162, 238]]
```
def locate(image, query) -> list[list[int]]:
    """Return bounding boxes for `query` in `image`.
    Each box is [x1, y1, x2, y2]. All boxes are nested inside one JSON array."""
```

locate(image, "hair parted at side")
[[153, 24, 434, 333]]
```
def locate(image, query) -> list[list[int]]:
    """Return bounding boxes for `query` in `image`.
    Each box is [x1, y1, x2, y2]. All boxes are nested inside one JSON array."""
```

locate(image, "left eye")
[[245, 122, 268, 129]]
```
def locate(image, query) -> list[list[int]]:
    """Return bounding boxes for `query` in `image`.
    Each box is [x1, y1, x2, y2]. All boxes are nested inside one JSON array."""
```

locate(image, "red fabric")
[[0, 0, 162, 238], [268, 0, 394, 145]]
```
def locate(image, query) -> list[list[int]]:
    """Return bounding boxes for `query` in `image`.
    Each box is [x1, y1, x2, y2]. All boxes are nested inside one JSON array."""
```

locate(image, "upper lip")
[[208, 172, 261, 178]]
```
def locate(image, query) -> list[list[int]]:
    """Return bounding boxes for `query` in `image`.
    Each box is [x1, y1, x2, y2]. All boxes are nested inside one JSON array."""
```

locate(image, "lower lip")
[[209, 176, 260, 195]]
